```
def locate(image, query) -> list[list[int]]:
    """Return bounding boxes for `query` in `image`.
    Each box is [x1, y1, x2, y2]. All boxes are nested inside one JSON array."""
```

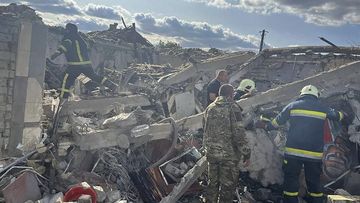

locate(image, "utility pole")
[[259, 29, 268, 53], [319, 37, 339, 49]]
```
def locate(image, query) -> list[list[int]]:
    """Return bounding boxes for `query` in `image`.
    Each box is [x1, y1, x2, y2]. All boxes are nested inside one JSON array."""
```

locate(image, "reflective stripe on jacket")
[[58, 35, 91, 65], [269, 95, 343, 160]]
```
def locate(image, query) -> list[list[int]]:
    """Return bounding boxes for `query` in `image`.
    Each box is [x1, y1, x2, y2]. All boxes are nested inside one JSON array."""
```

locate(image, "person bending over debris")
[[206, 69, 228, 106], [203, 84, 251, 203], [49, 23, 118, 99], [234, 79, 256, 100], [261, 85, 345, 203]]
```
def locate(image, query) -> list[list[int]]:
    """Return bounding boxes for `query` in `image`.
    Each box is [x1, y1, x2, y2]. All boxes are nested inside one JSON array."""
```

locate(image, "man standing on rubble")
[[203, 84, 251, 203], [206, 70, 228, 106], [49, 23, 118, 99], [263, 85, 345, 203]]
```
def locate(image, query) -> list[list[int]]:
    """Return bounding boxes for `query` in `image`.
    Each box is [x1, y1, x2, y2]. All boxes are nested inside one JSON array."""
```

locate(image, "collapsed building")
[[1, 3, 360, 203]]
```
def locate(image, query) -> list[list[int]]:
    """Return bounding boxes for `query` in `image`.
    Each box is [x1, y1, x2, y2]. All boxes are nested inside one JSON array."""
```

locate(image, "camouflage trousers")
[[205, 158, 239, 203]]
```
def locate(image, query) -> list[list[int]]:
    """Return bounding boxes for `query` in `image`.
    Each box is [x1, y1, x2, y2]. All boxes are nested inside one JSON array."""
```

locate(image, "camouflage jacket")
[[203, 96, 251, 161]]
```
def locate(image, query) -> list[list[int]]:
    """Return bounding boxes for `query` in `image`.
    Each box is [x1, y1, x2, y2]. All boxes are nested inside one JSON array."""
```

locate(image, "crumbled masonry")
[[1, 3, 360, 203]]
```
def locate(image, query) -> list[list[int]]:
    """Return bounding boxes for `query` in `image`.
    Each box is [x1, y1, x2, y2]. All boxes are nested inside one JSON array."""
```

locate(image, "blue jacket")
[[269, 95, 343, 161]]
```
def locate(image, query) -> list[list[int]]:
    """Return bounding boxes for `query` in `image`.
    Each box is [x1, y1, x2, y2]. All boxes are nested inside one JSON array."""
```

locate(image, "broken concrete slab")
[[159, 156, 207, 203], [159, 52, 254, 87], [74, 128, 130, 151], [327, 195, 360, 203], [60, 95, 151, 116], [102, 112, 138, 129]]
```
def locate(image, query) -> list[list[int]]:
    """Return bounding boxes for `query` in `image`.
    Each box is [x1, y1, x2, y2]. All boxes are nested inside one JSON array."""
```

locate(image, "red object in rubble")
[[323, 119, 333, 144], [63, 183, 97, 203]]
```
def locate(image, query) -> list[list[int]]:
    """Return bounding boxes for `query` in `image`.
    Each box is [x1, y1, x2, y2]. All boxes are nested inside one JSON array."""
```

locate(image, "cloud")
[[187, 0, 360, 26], [1, 1, 133, 33], [135, 13, 260, 49], [2, 0, 82, 15], [84, 3, 131, 20]]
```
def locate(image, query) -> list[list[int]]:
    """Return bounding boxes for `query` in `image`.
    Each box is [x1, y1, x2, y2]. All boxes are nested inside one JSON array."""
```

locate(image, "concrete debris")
[[1, 3, 360, 203], [243, 130, 283, 186]]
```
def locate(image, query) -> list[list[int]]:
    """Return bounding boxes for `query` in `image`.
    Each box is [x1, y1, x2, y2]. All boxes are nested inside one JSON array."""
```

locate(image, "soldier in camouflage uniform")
[[203, 84, 251, 203]]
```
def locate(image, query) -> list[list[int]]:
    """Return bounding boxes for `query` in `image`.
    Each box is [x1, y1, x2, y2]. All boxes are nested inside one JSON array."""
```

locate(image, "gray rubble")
[[1, 3, 360, 203]]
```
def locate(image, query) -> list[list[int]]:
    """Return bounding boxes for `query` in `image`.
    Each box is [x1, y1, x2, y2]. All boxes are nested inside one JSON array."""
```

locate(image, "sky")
[[2, 0, 360, 50]]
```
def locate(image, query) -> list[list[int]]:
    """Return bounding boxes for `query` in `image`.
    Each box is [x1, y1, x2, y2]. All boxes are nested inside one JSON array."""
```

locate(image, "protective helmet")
[[238, 79, 256, 92], [65, 23, 78, 33], [300, 85, 319, 98]]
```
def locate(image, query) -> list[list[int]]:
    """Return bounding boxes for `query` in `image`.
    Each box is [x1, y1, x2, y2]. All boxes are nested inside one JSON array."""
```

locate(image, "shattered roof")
[[0, 3, 42, 22], [88, 24, 154, 48]]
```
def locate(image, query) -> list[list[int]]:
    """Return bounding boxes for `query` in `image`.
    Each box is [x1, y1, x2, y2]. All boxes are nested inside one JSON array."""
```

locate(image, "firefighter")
[[234, 79, 256, 100], [50, 23, 118, 99], [265, 85, 345, 203]]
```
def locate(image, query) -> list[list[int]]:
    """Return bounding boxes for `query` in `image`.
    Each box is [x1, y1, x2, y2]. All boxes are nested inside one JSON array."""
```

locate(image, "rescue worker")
[[234, 79, 256, 100], [203, 84, 251, 203], [206, 70, 228, 106], [265, 85, 345, 203], [50, 23, 118, 99]]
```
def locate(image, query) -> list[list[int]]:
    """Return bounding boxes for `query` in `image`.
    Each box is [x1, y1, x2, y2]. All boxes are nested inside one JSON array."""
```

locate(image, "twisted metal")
[[97, 147, 140, 202]]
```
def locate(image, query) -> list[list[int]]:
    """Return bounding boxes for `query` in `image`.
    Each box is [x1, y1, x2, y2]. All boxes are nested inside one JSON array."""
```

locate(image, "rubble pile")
[[158, 47, 226, 63], [0, 3, 42, 22], [2, 3, 360, 203], [229, 46, 360, 92], [88, 23, 153, 48]]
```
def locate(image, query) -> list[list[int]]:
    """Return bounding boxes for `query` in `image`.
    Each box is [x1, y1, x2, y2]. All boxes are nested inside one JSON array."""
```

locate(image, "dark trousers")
[[283, 156, 323, 203], [60, 65, 116, 98]]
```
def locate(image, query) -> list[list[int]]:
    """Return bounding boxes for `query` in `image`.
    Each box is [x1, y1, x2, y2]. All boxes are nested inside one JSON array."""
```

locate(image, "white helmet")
[[300, 85, 319, 98], [238, 79, 256, 92]]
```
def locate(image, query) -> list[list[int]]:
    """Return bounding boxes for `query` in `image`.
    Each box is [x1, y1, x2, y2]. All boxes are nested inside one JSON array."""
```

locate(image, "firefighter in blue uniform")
[[266, 85, 345, 203], [50, 23, 118, 99]]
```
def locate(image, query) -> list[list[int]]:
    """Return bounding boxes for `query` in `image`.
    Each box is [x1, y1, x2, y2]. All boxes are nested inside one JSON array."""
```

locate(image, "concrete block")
[[0, 42, 10, 51], [0, 79, 6, 86], [78, 194, 92, 203], [6, 104, 11, 111], [3, 128, 10, 137], [8, 70, 15, 77], [0, 51, 15, 61], [18, 22, 32, 52], [0, 95, 5, 103], [0, 33, 12, 42], [6, 95, 12, 103], [102, 112, 137, 129], [61, 95, 151, 116], [168, 91, 196, 120], [21, 127, 41, 152], [74, 128, 130, 151], [0, 60, 10, 69], [25, 78, 43, 103], [0, 70, 10, 78], [15, 50, 30, 77], [0, 87, 7, 94]]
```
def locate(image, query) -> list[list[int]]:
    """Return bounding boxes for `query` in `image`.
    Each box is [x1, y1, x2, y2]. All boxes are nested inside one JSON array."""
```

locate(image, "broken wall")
[[0, 10, 47, 156]]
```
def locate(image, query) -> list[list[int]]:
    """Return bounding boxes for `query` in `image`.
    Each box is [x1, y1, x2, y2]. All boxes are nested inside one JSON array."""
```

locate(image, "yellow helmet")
[[300, 85, 319, 98], [238, 79, 256, 92]]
